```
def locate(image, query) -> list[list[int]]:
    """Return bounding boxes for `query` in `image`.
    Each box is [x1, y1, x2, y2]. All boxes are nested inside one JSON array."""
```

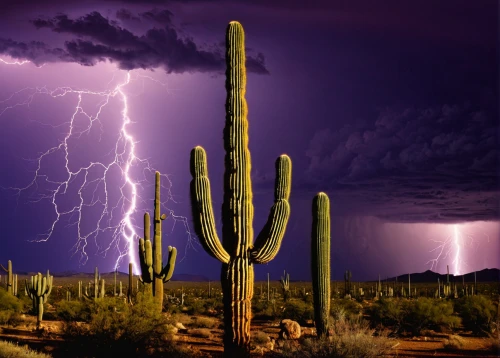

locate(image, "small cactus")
[[0, 260, 13, 295], [280, 270, 290, 302]]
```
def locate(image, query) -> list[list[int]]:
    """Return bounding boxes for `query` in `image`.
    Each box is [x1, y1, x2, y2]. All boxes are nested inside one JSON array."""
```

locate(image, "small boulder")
[[279, 319, 301, 340]]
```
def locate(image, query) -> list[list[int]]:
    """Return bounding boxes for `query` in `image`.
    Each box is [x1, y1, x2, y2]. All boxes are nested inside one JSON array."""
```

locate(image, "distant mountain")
[[378, 268, 499, 284]]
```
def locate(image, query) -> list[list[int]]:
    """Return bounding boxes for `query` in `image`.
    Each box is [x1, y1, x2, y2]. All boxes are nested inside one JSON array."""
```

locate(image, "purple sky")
[[0, 0, 498, 281]]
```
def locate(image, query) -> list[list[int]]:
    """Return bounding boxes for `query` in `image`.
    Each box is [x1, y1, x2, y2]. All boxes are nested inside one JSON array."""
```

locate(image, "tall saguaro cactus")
[[311, 192, 331, 337], [139, 172, 177, 309], [189, 21, 292, 357], [25, 271, 53, 329], [0, 260, 13, 295]]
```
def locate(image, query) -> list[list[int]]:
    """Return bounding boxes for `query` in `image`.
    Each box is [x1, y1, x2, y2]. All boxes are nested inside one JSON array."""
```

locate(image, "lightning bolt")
[[0, 58, 194, 274], [426, 223, 470, 275]]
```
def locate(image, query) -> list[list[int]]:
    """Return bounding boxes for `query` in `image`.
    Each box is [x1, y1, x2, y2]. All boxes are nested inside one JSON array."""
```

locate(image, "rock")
[[175, 322, 187, 330], [265, 338, 275, 351], [279, 319, 301, 340]]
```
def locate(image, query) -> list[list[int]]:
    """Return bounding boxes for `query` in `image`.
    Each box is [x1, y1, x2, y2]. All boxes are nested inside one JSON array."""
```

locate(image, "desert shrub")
[[189, 328, 212, 339], [251, 330, 270, 345], [455, 295, 497, 335], [404, 298, 460, 334], [252, 299, 279, 320], [443, 334, 465, 350], [189, 316, 217, 328], [281, 318, 392, 358], [368, 298, 460, 335], [331, 299, 363, 321], [367, 297, 406, 329], [183, 297, 205, 315], [0, 340, 51, 358], [56, 300, 91, 322], [0, 287, 24, 326], [0, 287, 24, 312], [61, 293, 192, 357], [281, 299, 314, 325]]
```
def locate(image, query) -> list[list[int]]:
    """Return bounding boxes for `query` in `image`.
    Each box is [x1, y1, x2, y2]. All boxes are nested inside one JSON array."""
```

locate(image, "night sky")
[[0, 0, 498, 281]]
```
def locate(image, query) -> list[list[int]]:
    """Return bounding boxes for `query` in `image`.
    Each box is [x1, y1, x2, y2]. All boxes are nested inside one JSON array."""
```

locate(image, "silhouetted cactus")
[[189, 21, 292, 357], [0, 260, 13, 295], [280, 270, 290, 302], [25, 271, 53, 329], [311, 192, 330, 337], [128, 263, 133, 304], [344, 270, 352, 297], [139, 172, 177, 309]]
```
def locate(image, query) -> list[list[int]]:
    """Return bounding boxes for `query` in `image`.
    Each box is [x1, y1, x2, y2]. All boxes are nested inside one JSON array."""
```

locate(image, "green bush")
[[368, 298, 460, 335], [56, 300, 91, 322], [0, 340, 51, 358], [281, 299, 314, 325], [61, 293, 193, 357], [0, 287, 24, 326], [455, 295, 497, 335], [251, 330, 270, 345], [331, 299, 363, 321], [252, 299, 280, 320]]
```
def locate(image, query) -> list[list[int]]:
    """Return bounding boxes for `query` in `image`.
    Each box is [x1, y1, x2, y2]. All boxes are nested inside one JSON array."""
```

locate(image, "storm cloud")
[[1, 10, 269, 74], [303, 103, 499, 223]]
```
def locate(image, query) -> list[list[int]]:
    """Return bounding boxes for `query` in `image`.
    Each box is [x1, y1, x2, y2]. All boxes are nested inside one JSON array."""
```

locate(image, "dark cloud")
[[2, 11, 269, 74], [140, 9, 174, 25], [116, 9, 141, 22], [302, 103, 499, 223]]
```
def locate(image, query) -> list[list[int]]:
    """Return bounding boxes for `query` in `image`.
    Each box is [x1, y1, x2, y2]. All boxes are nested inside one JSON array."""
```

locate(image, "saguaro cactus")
[[189, 21, 292, 357], [280, 270, 290, 302], [25, 271, 53, 329], [0, 260, 13, 295], [139, 172, 177, 309], [311, 192, 331, 337], [128, 263, 133, 304]]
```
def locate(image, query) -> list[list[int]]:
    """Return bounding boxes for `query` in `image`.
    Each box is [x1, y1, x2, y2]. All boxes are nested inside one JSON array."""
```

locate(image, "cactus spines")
[[139, 172, 177, 309], [311, 192, 331, 337], [0, 260, 13, 295], [189, 21, 292, 357], [25, 271, 53, 329]]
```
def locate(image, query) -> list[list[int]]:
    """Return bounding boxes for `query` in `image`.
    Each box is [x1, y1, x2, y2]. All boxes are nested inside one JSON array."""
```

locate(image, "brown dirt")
[[0, 316, 498, 357]]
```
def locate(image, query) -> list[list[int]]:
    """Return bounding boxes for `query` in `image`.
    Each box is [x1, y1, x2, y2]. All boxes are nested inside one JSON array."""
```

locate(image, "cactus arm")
[[160, 246, 177, 283], [138, 213, 154, 283], [0, 264, 7, 272], [190, 146, 230, 264], [250, 155, 291, 264]]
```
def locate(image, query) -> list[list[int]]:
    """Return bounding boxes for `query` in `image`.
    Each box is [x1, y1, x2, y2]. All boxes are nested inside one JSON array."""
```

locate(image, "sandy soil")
[[0, 315, 498, 357]]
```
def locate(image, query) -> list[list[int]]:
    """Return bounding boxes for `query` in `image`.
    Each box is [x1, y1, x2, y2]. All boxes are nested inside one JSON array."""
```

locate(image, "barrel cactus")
[[190, 21, 292, 356]]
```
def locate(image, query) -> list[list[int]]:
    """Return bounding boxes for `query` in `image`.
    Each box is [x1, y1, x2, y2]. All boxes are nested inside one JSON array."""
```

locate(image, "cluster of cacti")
[[139, 171, 177, 309], [0, 260, 13, 295], [311, 192, 331, 338], [280, 270, 290, 302], [189, 21, 292, 356], [83, 267, 105, 300], [25, 270, 53, 329]]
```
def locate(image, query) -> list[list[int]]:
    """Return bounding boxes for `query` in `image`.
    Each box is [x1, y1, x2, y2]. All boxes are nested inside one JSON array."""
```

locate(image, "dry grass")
[[188, 328, 212, 339], [443, 334, 465, 350], [251, 330, 270, 345], [189, 316, 218, 329], [0, 340, 52, 358]]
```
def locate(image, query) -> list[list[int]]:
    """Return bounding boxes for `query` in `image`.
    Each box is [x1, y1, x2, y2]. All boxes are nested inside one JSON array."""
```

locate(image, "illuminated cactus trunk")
[[0, 260, 13, 295], [311, 193, 330, 337], [94, 267, 99, 299], [128, 263, 133, 304], [139, 172, 177, 310], [25, 271, 53, 329], [190, 21, 292, 357]]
